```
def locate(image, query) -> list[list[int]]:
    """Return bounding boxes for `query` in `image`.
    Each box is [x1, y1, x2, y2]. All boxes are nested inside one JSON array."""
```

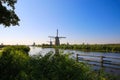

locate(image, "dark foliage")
[[0, 0, 20, 27], [28, 52, 93, 80]]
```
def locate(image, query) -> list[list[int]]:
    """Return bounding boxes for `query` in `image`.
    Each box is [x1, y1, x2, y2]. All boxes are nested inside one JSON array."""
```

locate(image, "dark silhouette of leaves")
[[0, 0, 20, 27]]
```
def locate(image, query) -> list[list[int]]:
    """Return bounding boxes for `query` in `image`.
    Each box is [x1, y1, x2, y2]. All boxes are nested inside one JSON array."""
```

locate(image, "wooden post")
[[101, 56, 103, 67], [76, 54, 79, 62]]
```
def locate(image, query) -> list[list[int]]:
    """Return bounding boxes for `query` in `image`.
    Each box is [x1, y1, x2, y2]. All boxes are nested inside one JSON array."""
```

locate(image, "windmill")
[[32, 42, 35, 46], [48, 29, 66, 46], [47, 38, 53, 46]]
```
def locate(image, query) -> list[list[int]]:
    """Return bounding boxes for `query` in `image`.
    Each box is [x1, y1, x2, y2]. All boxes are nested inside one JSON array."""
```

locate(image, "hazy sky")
[[0, 0, 120, 45]]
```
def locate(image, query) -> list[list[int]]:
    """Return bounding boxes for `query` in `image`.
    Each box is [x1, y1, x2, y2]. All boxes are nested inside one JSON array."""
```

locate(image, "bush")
[[0, 46, 30, 80], [28, 52, 108, 80], [0, 46, 117, 80], [2, 45, 30, 55]]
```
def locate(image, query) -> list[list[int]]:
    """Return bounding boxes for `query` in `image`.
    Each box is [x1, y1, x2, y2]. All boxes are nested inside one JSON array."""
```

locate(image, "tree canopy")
[[0, 0, 20, 27]]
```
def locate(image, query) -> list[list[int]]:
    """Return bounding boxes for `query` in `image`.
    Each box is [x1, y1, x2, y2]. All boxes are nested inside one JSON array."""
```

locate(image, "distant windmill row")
[[48, 29, 66, 46]]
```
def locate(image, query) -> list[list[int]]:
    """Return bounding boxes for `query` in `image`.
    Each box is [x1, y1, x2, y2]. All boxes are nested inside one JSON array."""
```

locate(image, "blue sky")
[[0, 0, 120, 45]]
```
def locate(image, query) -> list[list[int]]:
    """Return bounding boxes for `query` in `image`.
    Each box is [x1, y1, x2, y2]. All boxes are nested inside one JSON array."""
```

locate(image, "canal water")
[[29, 46, 120, 76]]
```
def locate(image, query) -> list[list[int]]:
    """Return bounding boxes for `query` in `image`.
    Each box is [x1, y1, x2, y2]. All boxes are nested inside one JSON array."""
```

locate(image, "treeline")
[[42, 44, 120, 53], [60, 44, 120, 53], [0, 45, 118, 80]]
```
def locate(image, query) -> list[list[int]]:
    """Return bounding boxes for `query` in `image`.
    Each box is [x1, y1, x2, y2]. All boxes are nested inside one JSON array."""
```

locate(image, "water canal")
[[29, 46, 120, 76]]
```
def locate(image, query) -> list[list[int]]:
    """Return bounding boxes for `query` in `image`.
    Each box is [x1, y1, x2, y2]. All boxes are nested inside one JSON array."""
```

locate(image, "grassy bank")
[[41, 44, 120, 53], [0, 45, 119, 80]]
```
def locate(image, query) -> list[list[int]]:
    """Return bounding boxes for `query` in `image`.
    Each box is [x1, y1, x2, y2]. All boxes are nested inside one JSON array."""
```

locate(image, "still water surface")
[[29, 46, 120, 76]]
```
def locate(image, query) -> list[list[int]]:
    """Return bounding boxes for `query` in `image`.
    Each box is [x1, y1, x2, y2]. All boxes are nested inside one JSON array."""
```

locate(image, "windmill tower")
[[49, 29, 66, 46], [47, 38, 53, 46]]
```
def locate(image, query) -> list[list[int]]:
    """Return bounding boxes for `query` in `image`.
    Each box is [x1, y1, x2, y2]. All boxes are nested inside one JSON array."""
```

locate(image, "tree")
[[0, 0, 20, 27]]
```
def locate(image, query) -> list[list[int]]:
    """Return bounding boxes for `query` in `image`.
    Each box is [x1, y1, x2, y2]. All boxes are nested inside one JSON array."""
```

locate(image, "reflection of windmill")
[[49, 29, 66, 46]]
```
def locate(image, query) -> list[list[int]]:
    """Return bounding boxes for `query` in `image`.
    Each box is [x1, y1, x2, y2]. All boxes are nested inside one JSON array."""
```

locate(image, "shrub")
[[0, 46, 30, 80], [0, 46, 117, 80], [2, 45, 30, 55], [28, 52, 107, 80]]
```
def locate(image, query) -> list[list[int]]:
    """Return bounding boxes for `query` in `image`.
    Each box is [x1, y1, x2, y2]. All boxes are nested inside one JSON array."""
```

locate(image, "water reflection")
[[55, 48, 59, 54], [29, 46, 120, 76]]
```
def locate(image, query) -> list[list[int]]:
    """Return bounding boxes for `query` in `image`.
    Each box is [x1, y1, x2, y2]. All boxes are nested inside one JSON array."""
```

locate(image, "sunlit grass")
[[0, 48, 3, 57]]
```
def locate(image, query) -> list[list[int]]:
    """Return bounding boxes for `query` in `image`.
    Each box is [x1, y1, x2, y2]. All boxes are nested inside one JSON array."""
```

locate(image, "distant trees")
[[0, 0, 20, 27], [42, 44, 120, 53]]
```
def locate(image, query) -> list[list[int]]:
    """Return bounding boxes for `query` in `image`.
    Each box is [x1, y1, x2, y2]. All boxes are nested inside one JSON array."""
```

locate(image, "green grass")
[[0, 48, 3, 56], [0, 52, 2, 56]]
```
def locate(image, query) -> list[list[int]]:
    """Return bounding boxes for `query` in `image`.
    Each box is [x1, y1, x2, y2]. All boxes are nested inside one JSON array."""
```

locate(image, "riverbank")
[[40, 44, 120, 53], [0, 45, 119, 80]]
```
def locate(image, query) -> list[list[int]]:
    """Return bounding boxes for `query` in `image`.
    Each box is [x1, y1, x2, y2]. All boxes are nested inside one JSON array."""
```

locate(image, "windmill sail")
[[48, 29, 66, 46]]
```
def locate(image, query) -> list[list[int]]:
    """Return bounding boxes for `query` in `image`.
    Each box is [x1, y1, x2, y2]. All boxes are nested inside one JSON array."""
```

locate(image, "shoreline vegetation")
[[0, 45, 119, 80], [40, 44, 120, 53]]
